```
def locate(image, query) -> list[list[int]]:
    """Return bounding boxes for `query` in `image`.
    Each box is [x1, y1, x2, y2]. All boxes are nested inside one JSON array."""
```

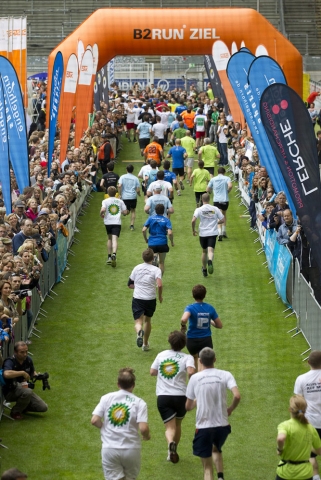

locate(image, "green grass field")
[[0, 138, 310, 479]]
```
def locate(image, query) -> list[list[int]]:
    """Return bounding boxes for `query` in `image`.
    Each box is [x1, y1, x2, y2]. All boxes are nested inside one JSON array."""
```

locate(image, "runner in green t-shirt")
[[190, 160, 211, 207], [276, 395, 321, 480], [181, 131, 196, 183], [172, 122, 188, 142], [198, 139, 220, 177]]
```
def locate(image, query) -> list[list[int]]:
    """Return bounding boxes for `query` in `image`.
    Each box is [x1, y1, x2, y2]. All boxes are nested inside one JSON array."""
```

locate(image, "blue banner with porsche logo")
[[260, 83, 321, 273]]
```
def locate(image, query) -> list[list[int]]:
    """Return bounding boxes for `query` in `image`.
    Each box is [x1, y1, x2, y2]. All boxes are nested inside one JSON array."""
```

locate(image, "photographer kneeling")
[[3, 341, 48, 420]]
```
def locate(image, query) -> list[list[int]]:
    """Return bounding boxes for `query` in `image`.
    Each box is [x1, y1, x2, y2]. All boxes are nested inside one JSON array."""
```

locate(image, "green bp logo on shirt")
[[160, 359, 179, 379], [108, 403, 130, 427], [108, 203, 120, 216]]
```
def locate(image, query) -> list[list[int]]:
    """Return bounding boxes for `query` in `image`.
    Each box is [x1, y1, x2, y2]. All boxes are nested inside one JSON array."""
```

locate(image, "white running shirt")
[[193, 204, 224, 237], [92, 389, 148, 449], [186, 368, 237, 428], [151, 349, 195, 396], [130, 263, 162, 300], [294, 369, 321, 428]]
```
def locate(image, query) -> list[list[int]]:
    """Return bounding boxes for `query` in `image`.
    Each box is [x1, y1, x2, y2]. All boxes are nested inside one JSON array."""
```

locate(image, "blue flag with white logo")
[[226, 51, 295, 214], [48, 51, 64, 175], [0, 56, 29, 193], [0, 76, 11, 213], [247, 55, 294, 213]]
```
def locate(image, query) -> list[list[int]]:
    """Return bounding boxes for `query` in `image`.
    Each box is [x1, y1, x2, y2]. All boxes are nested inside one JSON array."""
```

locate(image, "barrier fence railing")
[[0, 184, 92, 423], [228, 158, 321, 354]]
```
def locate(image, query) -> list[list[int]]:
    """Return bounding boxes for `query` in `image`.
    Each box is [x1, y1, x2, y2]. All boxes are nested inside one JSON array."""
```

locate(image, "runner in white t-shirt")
[[125, 101, 137, 142], [194, 108, 208, 150], [150, 330, 195, 463], [147, 170, 173, 200], [191, 193, 224, 277], [152, 117, 167, 148], [100, 186, 128, 267], [294, 350, 321, 479], [91, 367, 150, 480], [138, 161, 158, 199], [207, 167, 233, 241], [128, 248, 162, 351], [186, 347, 240, 480]]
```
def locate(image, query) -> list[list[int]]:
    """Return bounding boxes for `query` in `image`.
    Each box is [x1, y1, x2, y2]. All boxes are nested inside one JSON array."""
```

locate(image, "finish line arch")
[[48, 8, 302, 159]]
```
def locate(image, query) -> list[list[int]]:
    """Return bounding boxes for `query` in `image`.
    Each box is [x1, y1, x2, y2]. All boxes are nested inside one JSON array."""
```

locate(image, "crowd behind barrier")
[[228, 157, 321, 352], [0, 184, 91, 421]]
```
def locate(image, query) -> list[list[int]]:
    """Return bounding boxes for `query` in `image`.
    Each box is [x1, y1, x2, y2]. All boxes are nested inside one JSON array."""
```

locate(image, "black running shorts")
[[199, 236, 217, 250], [132, 297, 156, 320], [214, 201, 229, 211], [186, 336, 213, 357], [157, 395, 187, 423], [105, 225, 121, 237]]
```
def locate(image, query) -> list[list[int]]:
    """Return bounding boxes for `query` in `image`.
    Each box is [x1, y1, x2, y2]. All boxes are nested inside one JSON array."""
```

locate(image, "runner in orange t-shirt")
[[144, 137, 163, 166], [181, 108, 196, 134]]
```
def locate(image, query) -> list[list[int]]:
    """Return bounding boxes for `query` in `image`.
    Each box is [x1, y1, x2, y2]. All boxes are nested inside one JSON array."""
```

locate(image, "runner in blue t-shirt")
[[136, 116, 152, 156], [167, 139, 187, 193], [142, 204, 174, 274], [180, 284, 222, 371], [163, 160, 179, 198]]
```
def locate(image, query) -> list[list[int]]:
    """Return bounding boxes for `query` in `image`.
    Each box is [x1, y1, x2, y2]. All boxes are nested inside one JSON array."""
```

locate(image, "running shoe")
[[177, 190, 181, 196], [208, 260, 214, 274], [106, 257, 112, 265], [179, 180, 185, 190], [218, 235, 223, 241], [169, 442, 179, 464], [130, 225, 134, 231], [223, 232, 228, 238], [202, 268, 208, 277], [111, 254, 117, 267], [142, 343, 150, 351], [128, 138, 131, 142], [136, 329, 144, 348], [133, 139, 138, 143]]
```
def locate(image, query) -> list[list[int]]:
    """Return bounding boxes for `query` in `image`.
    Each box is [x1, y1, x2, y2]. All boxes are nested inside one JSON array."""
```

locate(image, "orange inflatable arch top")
[[47, 8, 302, 159]]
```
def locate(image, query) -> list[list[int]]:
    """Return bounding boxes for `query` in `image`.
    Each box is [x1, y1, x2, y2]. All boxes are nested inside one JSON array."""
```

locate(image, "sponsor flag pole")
[[48, 51, 64, 175], [227, 51, 295, 215], [59, 54, 78, 167], [260, 83, 321, 272], [74, 49, 93, 147], [204, 54, 229, 113], [0, 75, 11, 213], [0, 55, 29, 193]]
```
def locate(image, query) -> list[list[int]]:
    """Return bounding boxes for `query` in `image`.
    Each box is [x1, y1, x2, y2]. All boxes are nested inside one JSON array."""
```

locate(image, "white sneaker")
[[142, 343, 150, 351], [177, 190, 181, 196]]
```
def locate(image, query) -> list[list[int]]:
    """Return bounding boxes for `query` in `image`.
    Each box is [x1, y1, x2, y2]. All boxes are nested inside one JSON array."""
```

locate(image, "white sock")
[[222, 225, 226, 233], [218, 226, 222, 235], [313, 475, 321, 480]]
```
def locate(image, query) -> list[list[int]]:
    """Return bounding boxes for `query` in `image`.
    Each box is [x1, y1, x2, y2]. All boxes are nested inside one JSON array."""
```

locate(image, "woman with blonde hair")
[[4, 213, 20, 235], [276, 395, 321, 480], [25, 197, 39, 221]]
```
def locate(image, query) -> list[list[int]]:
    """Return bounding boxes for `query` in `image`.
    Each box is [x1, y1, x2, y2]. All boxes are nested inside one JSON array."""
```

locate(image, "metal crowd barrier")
[[228, 158, 321, 354], [0, 184, 92, 422]]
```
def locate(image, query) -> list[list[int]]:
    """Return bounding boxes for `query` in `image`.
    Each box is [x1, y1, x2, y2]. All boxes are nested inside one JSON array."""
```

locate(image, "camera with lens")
[[29, 372, 50, 391], [30, 267, 41, 279], [12, 289, 32, 300]]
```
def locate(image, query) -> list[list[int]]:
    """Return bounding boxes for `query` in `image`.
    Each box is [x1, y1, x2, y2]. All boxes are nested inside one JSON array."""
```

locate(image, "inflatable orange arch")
[[48, 8, 302, 160]]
